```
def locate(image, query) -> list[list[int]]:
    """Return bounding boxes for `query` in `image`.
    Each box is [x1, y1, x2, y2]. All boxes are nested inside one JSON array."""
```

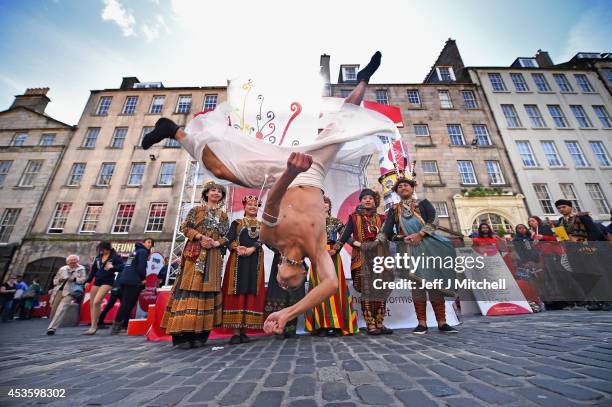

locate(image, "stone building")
[[10, 78, 226, 291], [0, 88, 75, 282]]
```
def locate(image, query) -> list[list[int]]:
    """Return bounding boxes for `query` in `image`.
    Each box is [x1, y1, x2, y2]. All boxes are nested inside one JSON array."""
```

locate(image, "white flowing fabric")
[[179, 97, 399, 190]]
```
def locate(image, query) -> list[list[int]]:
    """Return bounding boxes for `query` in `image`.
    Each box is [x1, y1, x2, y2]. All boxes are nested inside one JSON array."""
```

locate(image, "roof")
[[0, 105, 75, 129], [423, 38, 465, 83]]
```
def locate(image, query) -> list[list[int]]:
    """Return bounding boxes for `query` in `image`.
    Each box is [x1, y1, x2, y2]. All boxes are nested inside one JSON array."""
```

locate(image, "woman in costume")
[[161, 181, 229, 349], [221, 196, 267, 344], [306, 196, 358, 336]]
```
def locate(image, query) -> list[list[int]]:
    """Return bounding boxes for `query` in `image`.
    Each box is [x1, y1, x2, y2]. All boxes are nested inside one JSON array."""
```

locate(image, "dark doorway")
[[23, 257, 66, 293]]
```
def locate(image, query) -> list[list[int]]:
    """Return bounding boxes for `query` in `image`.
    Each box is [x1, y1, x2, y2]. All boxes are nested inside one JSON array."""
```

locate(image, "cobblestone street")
[[0, 311, 611, 406]]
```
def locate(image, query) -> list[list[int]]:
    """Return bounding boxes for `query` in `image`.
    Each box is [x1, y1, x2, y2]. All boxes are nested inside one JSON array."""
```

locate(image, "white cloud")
[[101, 0, 136, 37], [141, 23, 159, 42]]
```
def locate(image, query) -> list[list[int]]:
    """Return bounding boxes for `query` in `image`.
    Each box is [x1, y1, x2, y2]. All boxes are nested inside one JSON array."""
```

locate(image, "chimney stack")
[[320, 54, 331, 96], [535, 50, 553, 67], [11, 88, 51, 114]]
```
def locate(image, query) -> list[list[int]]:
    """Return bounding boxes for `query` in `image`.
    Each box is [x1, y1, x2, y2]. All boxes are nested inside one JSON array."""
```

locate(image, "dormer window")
[[436, 66, 455, 82], [577, 53, 600, 59], [342, 66, 358, 82], [519, 58, 538, 68]]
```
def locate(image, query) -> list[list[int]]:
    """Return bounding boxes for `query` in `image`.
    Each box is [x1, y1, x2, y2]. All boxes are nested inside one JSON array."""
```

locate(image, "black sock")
[[357, 51, 382, 83], [141, 118, 179, 150]]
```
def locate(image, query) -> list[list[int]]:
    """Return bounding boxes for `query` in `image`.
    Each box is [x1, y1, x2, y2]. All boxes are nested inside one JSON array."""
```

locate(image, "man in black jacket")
[[111, 238, 154, 334]]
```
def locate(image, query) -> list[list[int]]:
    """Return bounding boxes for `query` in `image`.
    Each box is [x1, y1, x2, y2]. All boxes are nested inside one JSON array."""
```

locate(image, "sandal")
[[82, 328, 97, 335]]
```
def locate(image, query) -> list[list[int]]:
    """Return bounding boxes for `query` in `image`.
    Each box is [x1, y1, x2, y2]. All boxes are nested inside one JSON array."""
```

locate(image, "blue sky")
[[1, 0, 610, 124]]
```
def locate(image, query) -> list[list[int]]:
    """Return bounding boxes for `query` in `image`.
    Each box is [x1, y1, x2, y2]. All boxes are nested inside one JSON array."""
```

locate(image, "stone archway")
[[23, 257, 66, 293], [471, 212, 514, 236]]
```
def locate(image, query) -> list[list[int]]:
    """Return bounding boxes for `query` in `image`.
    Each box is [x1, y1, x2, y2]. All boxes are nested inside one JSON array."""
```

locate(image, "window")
[[547, 105, 569, 128], [0, 208, 21, 242], [10, 133, 27, 146], [39, 134, 55, 146], [585, 183, 610, 214], [158, 162, 176, 185], [565, 141, 589, 167], [533, 184, 555, 214], [559, 183, 582, 211], [375, 90, 389, 105], [96, 96, 112, 115], [97, 163, 116, 186], [176, 95, 192, 113], [519, 58, 538, 68], [48, 203, 72, 234], [540, 141, 564, 167], [191, 161, 206, 186], [488, 73, 507, 91], [606, 69, 612, 82], [589, 141, 611, 167], [472, 213, 513, 234], [592, 106, 612, 128], [574, 74, 594, 93], [18, 160, 43, 186], [112, 203, 136, 234], [570, 105, 593, 128], [510, 73, 529, 91], [80, 204, 103, 233], [122, 96, 138, 114], [531, 73, 551, 92], [338, 89, 352, 98], [433, 202, 449, 217], [502, 104, 522, 128], [67, 163, 86, 186], [82, 128, 100, 148], [128, 162, 146, 186], [438, 90, 453, 108], [110, 127, 128, 148], [145, 203, 168, 232], [204, 94, 218, 111], [437, 67, 454, 81], [485, 161, 505, 184], [165, 138, 180, 148], [0, 161, 12, 186], [149, 96, 165, 114], [422, 161, 439, 174], [414, 124, 429, 137], [516, 141, 538, 167], [407, 90, 421, 105], [524, 105, 546, 128], [343, 66, 357, 81], [457, 161, 477, 184], [447, 124, 465, 145], [139, 127, 153, 147], [473, 125, 491, 145], [461, 91, 477, 108], [553, 73, 573, 92]]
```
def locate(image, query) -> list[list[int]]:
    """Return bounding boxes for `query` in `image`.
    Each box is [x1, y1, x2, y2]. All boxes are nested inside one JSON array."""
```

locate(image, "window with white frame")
[[592, 105, 612, 128], [438, 90, 453, 108], [67, 163, 86, 186], [96, 96, 112, 115], [524, 105, 546, 128], [437, 66, 454, 81], [10, 133, 27, 146], [375, 90, 389, 105], [48, 203, 72, 233], [112, 203, 136, 233], [485, 161, 505, 184], [570, 105, 593, 128], [407, 90, 421, 105], [585, 183, 610, 214], [18, 160, 43, 187], [191, 161, 206, 186], [510, 73, 529, 91], [342, 66, 357, 81], [516, 141, 538, 167], [565, 141, 589, 167], [176, 95, 192, 113], [0, 161, 12, 187], [488, 73, 507, 91], [473, 125, 491, 145], [149, 95, 165, 114], [39, 134, 55, 146], [433, 202, 449, 217], [82, 128, 100, 148], [157, 162, 176, 185], [559, 183, 582, 211], [145, 203, 168, 232], [97, 163, 116, 186], [110, 127, 128, 148], [139, 127, 153, 147], [422, 161, 439, 174], [553, 73, 573, 92], [457, 161, 477, 184], [531, 73, 551, 92], [540, 141, 564, 167], [164, 138, 180, 148], [502, 104, 522, 128], [574, 74, 594, 92], [204, 94, 218, 111], [461, 90, 478, 108], [533, 184, 555, 214], [589, 141, 611, 167], [519, 58, 538, 68], [0, 208, 21, 242], [447, 124, 465, 145], [547, 105, 569, 128], [80, 204, 103, 233], [127, 162, 146, 186], [414, 124, 429, 137], [122, 96, 138, 114]]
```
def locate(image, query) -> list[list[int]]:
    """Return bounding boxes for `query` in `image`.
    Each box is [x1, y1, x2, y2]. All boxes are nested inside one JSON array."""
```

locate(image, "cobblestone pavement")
[[0, 311, 611, 406]]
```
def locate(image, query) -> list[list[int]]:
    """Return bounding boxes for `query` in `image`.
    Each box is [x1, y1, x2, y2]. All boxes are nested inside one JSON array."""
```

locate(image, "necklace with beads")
[[243, 217, 259, 239]]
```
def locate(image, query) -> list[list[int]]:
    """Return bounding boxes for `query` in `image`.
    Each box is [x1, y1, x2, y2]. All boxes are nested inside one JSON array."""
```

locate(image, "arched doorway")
[[23, 257, 66, 294], [472, 213, 514, 235]]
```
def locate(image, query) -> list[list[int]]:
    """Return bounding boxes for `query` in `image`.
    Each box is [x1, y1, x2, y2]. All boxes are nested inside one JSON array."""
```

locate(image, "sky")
[[0, 0, 610, 125]]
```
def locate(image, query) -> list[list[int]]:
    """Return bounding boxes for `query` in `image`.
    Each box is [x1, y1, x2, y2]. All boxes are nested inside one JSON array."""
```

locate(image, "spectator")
[[12, 278, 28, 319], [47, 255, 87, 335], [0, 276, 17, 323], [157, 257, 169, 288], [23, 278, 41, 320]]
